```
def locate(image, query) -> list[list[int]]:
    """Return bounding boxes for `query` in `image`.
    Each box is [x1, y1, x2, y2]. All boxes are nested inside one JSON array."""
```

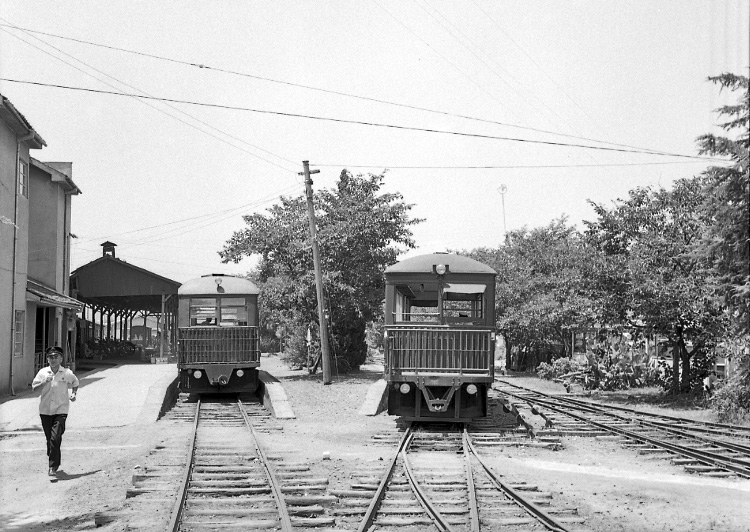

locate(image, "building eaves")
[[30, 158, 81, 195], [0, 93, 46, 149]]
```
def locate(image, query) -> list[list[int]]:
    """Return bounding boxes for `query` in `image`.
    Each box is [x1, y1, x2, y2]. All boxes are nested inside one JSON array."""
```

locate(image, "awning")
[[443, 283, 486, 294], [26, 279, 83, 311]]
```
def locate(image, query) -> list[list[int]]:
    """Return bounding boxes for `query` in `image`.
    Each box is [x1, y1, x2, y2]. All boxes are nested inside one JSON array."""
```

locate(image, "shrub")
[[536, 362, 555, 380], [536, 357, 579, 380], [711, 381, 750, 424]]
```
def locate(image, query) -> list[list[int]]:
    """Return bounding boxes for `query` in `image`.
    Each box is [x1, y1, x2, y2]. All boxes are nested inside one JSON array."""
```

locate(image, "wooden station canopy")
[[70, 242, 181, 314]]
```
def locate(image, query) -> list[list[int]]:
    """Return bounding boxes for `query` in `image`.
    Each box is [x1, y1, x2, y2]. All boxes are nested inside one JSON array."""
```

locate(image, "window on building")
[[18, 160, 29, 197], [14, 311, 25, 357]]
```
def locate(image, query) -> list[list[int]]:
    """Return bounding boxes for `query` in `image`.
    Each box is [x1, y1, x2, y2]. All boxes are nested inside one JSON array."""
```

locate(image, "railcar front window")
[[442, 283, 485, 324], [220, 305, 248, 326], [190, 298, 217, 326]]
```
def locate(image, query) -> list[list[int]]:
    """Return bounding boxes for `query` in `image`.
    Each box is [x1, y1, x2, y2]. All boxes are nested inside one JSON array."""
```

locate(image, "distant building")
[[0, 94, 81, 396]]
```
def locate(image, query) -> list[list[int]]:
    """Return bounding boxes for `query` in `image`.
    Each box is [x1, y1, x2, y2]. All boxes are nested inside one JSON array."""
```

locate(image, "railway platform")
[[0, 361, 178, 433], [0, 355, 301, 433]]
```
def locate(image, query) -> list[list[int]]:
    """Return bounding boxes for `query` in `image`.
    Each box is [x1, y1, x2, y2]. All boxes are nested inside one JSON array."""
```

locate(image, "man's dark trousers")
[[40, 414, 67, 469]]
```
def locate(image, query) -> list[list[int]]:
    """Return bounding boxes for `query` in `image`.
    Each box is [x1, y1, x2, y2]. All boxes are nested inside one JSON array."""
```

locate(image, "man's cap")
[[45, 346, 64, 357]]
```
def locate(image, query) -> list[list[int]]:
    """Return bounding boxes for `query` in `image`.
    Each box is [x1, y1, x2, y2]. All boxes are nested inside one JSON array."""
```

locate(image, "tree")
[[585, 178, 723, 394], [220, 170, 421, 371], [693, 73, 749, 336], [693, 73, 749, 420], [469, 217, 603, 369]]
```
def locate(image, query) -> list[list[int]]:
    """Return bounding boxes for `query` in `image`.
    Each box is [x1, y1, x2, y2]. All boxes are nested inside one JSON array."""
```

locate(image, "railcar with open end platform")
[[384, 253, 497, 421]]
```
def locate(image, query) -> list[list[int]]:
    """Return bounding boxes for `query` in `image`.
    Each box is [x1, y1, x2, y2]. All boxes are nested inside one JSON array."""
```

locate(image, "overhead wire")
[[469, 0, 604, 132], [411, 0, 572, 134], [311, 160, 730, 169], [0, 78, 725, 162], [0, 20, 708, 157], [0, 22, 300, 175], [74, 182, 302, 247]]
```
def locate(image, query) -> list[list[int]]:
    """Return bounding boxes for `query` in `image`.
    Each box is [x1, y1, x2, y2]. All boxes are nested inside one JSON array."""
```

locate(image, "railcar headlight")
[[193, 370, 202, 379], [236, 369, 245, 377], [399, 383, 411, 394], [435, 264, 447, 275], [466, 384, 478, 395], [218, 375, 229, 386]]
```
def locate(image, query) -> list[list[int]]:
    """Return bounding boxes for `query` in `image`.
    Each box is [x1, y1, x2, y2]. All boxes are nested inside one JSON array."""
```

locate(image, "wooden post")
[[160, 293, 166, 359], [300, 161, 332, 385]]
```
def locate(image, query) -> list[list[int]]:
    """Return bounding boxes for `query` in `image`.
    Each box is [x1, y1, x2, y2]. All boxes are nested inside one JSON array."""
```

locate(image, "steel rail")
[[550, 396, 750, 442], [463, 428, 571, 532], [496, 381, 750, 454], [401, 429, 456, 532], [357, 423, 414, 532], [500, 383, 750, 456], [167, 397, 201, 532], [545, 397, 750, 456], [461, 428, 480, 532], [505, 391, 750, 478], [498, 379, 750, 435], [237, 398, 293, 532]]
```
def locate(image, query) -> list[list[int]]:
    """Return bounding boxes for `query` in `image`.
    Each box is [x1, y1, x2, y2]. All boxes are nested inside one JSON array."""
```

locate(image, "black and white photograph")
[[1, 2, 748, 531]]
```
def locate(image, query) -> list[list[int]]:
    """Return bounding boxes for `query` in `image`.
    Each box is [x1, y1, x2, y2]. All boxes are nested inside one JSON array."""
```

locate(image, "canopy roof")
[[70, 255, 181, 314]]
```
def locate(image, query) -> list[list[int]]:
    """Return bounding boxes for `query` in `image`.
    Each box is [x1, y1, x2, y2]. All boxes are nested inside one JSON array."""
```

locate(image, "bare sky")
[[1, 1, 747, 283]]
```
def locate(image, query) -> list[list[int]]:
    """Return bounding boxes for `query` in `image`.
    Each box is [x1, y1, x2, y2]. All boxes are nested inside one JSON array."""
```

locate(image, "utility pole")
[[300, 161, 332, 384], [497, 185, 507, 244]]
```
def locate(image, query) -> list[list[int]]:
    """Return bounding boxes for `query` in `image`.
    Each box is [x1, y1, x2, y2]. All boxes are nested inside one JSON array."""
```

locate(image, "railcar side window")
[[190, 298, 217, 326]]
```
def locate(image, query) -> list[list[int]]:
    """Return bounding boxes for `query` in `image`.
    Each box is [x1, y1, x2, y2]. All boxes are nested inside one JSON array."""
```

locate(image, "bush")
[[711, 381, 750, 424], [536, 357, 579, 380], [538, 353, 661, 391]]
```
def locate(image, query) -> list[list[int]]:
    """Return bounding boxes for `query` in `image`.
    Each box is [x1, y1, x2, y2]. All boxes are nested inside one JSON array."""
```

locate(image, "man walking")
[[31, 346, 79, 477]]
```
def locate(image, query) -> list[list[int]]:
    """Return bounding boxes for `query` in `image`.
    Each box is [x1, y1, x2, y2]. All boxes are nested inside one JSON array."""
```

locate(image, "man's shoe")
[[48, 468, 57, 476]]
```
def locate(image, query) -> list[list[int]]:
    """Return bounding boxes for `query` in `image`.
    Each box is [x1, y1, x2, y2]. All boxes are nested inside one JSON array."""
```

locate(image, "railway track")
[[337, 422, 585, 532], [495, 379, 750, 479], [119, 394, 339, 531], [169, 397, 292, 531]]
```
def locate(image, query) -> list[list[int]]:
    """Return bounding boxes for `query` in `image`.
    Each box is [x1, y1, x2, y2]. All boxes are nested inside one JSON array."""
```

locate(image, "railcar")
[[177, 274, 261, 394], [384, 253, 497, 421]]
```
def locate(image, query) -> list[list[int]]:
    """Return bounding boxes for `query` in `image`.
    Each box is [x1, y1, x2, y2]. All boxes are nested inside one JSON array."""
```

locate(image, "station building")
[[0, 94, 81, 397]]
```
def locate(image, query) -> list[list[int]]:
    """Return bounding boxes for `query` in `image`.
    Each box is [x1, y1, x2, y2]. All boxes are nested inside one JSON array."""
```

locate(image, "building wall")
[[0, 119, 31, 395], [28, 164, 61, 287]]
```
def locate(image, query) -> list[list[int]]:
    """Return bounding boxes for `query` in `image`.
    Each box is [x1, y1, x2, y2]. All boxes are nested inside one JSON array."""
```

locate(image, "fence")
[[178, 326, 260, 364], [386, 326, 493, 375]]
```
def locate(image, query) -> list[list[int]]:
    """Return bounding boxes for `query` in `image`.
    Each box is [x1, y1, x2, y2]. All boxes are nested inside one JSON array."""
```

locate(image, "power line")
[[469, 0, 602, 132], [0, 78, 724, 161], [74, 183, 302, 246], [0, 24, 300, 174], [0, 20, 691, 157], [411, 0, 571, 133], [311, 161, 729, 169]]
